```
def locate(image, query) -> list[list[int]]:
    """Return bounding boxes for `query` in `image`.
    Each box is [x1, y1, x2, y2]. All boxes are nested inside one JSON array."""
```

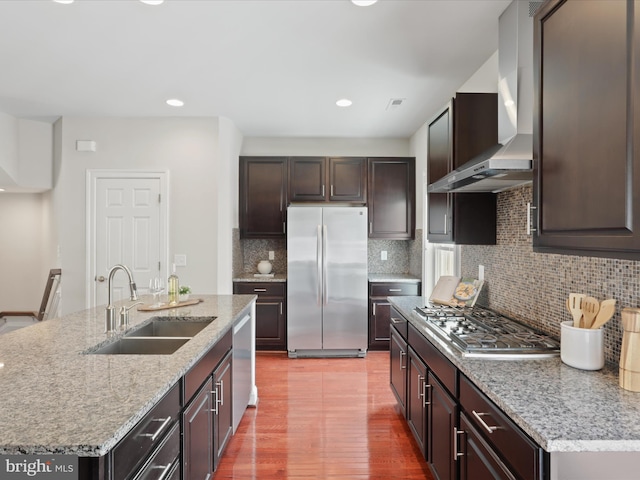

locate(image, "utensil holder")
[[620, 307, 640, 392], [561, 321, 604, 370]]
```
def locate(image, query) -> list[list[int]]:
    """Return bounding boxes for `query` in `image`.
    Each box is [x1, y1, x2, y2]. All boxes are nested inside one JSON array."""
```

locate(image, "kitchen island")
[[390, 296, 640, 480], [0, 294, 257, 477]]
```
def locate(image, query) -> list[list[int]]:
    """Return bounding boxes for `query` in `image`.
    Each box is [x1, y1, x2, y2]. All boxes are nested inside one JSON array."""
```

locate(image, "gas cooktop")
[[414, 304, 560, 359]]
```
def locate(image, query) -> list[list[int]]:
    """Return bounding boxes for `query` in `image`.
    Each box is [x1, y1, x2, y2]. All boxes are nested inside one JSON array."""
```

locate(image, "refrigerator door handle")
[[323, 224, 328, 305], [317, 225, 322, 306]]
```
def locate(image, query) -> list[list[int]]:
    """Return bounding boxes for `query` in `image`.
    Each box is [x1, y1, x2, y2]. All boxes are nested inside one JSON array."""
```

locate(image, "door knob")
[[96, 275, 106, 282]]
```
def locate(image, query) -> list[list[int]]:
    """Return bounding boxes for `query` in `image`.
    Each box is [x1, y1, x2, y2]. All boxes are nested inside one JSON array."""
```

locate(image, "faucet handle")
[[119, 301, 144, 329]]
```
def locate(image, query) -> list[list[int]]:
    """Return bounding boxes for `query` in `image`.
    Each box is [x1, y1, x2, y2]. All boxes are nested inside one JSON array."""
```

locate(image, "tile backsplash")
[[461, 185, 639, 365], [233, 228, 422, 278]]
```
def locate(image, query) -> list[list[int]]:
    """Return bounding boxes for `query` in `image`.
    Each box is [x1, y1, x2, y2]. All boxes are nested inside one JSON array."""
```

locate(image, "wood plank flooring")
[[215, 351, 433, 479]]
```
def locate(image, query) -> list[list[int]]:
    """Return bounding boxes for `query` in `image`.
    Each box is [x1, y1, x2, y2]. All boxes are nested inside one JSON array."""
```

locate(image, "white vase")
[[257, 260, 273, 274]]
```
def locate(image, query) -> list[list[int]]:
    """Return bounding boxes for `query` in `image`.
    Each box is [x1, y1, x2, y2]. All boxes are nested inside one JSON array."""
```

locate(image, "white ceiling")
[[0, 0, 511, 138]]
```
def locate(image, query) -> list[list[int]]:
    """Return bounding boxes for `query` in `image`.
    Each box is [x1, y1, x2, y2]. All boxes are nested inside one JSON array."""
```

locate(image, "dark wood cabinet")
[[407, 346, 428, 453], [239, 156, 287, 239], [289, 156, 366, 203], [213, 350, 233, 469], [390, 325, 408, 418], [367, 157, 416, 239], [183, 379, 213, 480], [233, 282, 286, 350], [368, 281, 421, 350], [428, 373, 458, 480], [427, 94, 497, 245], [533, 0, 640, 259]]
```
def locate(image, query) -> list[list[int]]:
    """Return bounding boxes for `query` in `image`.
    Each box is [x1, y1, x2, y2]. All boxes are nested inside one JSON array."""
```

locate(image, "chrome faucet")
[[105, 264, 139, 333]]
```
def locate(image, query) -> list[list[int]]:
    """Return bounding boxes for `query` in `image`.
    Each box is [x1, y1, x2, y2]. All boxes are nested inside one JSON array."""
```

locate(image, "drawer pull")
[[153, 463, 173, 480], [453, 427, 465, 460], [373, 303, 376, 316], [254, 288, 267, 292], [472, 410, 499, 434], [390, 317, 403, 325], [400, 350, 406, 369], [388, 289, 402, 292], [418, 374, 424, 399], [423, 383, 431, 406], [138, 417, 171, 442]]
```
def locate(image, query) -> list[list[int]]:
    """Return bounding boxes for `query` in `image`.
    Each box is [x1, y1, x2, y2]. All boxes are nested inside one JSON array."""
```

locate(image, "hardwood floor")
[[215, 351, 433, 479]]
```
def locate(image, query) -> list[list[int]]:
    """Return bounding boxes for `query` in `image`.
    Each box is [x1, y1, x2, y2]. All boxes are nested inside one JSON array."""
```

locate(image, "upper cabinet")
[[239, 156, 288, 239], [533, 0, 640, 258], [289, 156, 367, 203], [427, 93, 497, 244], [241, 155, 414, 240], [368, 157, 416, 240]]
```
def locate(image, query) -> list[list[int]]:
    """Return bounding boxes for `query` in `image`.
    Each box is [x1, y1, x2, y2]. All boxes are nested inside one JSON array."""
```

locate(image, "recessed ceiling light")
[[53, 0, 75, 4], [166, 99, 184, 107], [0, 189, 5, 192], [336, 98, 353, 107], [140, 0, 165, 5], [352, 0, 378, 6]]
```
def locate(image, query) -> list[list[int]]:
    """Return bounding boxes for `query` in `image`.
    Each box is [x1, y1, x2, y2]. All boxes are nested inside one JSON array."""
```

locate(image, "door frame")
[[86, 169, 170, 309]]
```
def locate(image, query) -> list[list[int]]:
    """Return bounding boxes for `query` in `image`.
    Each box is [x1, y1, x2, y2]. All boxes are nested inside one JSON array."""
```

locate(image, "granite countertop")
[[368, 273, 421, 283], [233, 273, 287, 282], [0, 294, 256, 456], [389, 296, 640, 454]]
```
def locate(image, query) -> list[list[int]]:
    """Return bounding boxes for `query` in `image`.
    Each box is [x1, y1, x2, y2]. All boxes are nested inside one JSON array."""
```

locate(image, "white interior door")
[[88, 171, 168, 308]]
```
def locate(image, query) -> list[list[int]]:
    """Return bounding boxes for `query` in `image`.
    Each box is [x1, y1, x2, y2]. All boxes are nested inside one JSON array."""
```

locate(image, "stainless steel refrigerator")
[[287, 205, 368, 358]]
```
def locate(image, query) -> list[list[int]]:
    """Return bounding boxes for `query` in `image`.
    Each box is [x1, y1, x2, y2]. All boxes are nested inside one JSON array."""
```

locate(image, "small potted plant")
[[179, 285, 191, 302]]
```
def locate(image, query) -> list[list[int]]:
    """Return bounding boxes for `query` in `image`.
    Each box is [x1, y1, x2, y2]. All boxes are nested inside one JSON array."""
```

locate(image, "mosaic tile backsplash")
[[461, 185, 638, 365], [233, 228, 422, 278]]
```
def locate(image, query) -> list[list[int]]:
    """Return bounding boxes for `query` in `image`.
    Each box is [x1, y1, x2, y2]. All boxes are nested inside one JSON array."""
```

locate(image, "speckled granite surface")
[[389, 296, 640, 453], [368, 273, 421, 283], [0, 294, 255, 456], [232, 273, 287, 283]]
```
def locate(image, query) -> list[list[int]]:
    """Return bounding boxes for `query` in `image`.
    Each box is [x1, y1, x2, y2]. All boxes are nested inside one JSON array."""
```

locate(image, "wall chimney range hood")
[[428, 0, 536, 194]]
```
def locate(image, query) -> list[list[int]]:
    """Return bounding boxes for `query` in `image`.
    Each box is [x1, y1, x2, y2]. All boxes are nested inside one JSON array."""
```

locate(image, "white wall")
[[0, 193, 54, 310], [52, 117, 224, 313], [241, 137, 410, 158]]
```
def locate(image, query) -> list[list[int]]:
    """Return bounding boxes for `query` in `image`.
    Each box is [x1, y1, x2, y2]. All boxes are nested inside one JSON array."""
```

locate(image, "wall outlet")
[[174, 254, 187, 267], [268, 251, 275, 260], [381, 250, 388, 261], [478, 264, 485, 281]]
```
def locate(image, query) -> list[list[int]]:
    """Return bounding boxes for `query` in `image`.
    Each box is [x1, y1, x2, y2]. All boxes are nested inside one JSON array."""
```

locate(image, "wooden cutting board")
[[137, 298, 203, 312]]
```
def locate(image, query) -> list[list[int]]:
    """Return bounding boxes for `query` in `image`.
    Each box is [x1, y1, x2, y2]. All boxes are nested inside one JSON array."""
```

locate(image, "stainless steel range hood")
[[428, 0, 535, 194]]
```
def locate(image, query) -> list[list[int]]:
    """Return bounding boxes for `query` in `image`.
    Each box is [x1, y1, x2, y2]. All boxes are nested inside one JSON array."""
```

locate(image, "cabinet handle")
[[443, 213, 447, 235], [153, 463, 174, 480], [388, 288, 402, 292], [211, 387, 219, 415], [526, 202, 537, 235], [418, 374, 424, 399], [453, 427, 465, 461], [472, 410, 499, 434], [423, 383, 431, 407], [280, 301, 283, 315], [369, 222, 373, 235], [400, 350, 406, 369], [138, 417, 171, 442], [218, 380, 224, 407], [283, 222, 286, 234], [322, 185, 325, 197], [373, 303, 376, 316], [331, 184, 334, 197], [253, 288, 267, 292]]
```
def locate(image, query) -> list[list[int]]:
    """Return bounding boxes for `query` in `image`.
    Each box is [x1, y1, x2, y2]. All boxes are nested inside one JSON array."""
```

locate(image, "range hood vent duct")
[[428, 1, 539, 194]]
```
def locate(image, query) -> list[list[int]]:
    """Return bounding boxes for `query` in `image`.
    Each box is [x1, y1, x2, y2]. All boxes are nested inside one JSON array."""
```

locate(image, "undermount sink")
[[87, 316, 216, 355], [125, 316, 216, 338], [90, 337, 189, 355]]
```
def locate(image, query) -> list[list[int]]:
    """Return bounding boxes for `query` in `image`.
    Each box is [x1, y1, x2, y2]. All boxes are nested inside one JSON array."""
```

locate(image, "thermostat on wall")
[[76, 140, 97, 152]]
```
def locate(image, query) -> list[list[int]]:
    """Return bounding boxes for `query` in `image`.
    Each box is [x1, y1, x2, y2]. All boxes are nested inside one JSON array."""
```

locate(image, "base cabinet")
[[233, 282, 286, 350], [183, 379, 213, 480], [368, 281, 421, 350], [390, 317, 548, 480], [213, 351, 233, 469]]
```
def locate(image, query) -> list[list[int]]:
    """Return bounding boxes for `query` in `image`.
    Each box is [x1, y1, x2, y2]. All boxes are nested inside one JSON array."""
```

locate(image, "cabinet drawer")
[[132, 422, 180, 480], [234, 282, 285, 297], [184, 329, 232, 401], [112, 383, 180, 480], [370, 282, 420, 297], [408, 323, 456, 396], [459, 374, 544, 480]]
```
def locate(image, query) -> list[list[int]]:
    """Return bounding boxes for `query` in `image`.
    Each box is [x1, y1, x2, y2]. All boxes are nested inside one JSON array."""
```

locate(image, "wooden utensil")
[[590, 298, 616, 329], [581, 297, 600, 328], [568, 293, 585, 328]]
